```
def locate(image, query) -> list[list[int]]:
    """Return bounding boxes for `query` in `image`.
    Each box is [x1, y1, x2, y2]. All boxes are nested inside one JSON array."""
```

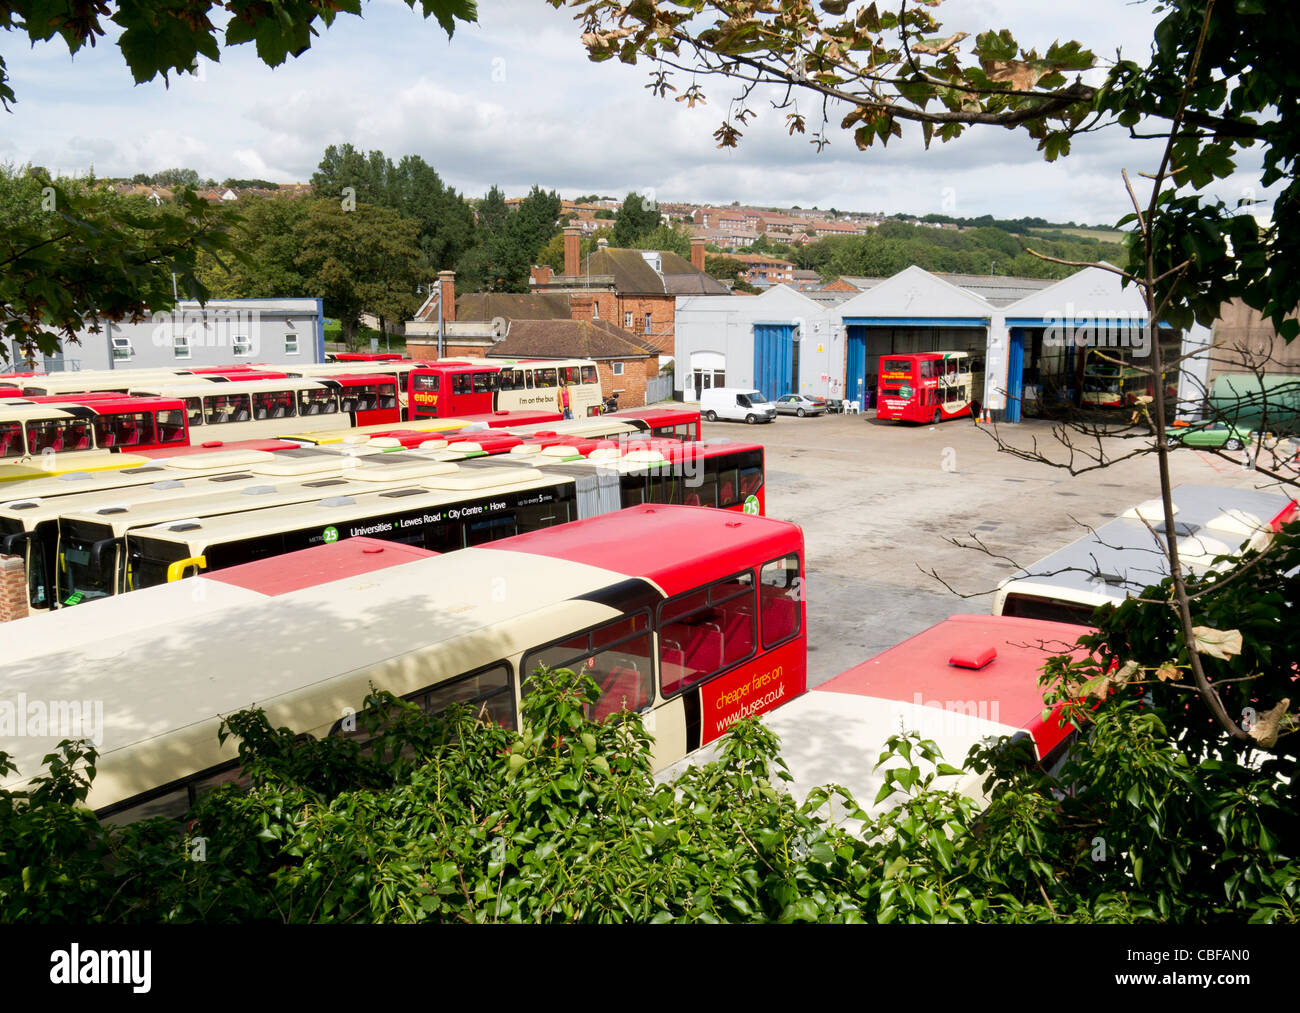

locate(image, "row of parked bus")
[[9, 475, 1289, 827], [0, 357, 608, 477], [0, 408, 761, 613]]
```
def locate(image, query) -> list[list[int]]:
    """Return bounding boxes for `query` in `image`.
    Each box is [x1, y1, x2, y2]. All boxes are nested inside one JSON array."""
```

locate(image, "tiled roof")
[[489, 318, 655, 360], [453, 292, 572, 322], [574, 248, 730, 296]]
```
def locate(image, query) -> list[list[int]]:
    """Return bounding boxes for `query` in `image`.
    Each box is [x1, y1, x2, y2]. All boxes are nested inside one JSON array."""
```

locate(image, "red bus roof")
[[485, 504, 802, 598], [205, 537, 435, 596], [819, 613, 1093, 760], [323, 373, 403, 385], [454, 411, 563, 428], [64, 395, 187, 413], [610, 407, 699, 426], [332, 353, 408, 361]]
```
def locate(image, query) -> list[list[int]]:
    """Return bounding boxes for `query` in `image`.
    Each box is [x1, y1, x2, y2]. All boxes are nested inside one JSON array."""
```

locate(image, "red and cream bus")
[[127, 376, 402, 444], [875, 352, 976, 424], [293, 358, 605, 421], [0, 446, 385, 611], [660, 612, 1089, 816], [1, 506, 806, 822]]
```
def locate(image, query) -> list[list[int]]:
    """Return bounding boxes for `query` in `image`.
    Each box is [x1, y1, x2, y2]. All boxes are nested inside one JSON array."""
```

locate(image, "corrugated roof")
[[932, 273, 1057, 308]]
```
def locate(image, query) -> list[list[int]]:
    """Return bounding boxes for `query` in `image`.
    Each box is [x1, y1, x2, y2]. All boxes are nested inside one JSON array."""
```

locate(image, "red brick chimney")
[[569, 293, 596, 320], [690, 237, 707, 273], [530, 265, 554, 287], [438, 270, 456, 322], [564, 225, 583, 277]]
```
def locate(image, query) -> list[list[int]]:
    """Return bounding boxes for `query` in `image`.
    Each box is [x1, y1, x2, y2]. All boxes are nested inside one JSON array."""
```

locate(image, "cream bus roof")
[[128, 378, 331, 398], [56, 456, 487, 536], [127, 468, 569, 555], [0, 404, 78, 421], [0, 547, 629, 810]]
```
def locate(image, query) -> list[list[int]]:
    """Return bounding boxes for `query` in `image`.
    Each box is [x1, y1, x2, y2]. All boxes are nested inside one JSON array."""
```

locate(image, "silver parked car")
[[774, 394, 827, 417]]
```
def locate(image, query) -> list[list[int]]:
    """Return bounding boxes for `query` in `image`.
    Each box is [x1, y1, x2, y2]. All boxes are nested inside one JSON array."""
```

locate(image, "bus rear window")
[[880, 359, 912, 379], [1001, 593, 1098, 626]]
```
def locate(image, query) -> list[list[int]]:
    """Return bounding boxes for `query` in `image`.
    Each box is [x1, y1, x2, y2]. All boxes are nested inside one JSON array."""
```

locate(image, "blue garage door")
[[1005, 328, 1025, 423], [846, 326, 867, 405], [753, 323, 796, 403]]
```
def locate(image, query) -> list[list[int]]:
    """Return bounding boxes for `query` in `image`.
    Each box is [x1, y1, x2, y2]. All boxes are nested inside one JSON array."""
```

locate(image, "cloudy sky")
[[0, 1, 1272, 226]]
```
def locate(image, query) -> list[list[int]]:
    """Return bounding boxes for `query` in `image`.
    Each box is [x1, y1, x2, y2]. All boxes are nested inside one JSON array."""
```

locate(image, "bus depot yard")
[[735, 410, 1284, 686]]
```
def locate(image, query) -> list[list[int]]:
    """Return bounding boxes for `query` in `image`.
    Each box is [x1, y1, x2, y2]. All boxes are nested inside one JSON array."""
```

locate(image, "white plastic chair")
[[846, 400, 861, 415]]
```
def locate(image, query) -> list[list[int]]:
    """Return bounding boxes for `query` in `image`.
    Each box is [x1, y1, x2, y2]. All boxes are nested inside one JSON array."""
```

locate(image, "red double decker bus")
[[875, 352, 976, 424]]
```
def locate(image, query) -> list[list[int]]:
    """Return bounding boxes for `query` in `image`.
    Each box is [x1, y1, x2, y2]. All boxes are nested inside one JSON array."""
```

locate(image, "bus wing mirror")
[[1, 531, 31, 555], [89, 537, 121, 572], [167, 555, 207, 583]]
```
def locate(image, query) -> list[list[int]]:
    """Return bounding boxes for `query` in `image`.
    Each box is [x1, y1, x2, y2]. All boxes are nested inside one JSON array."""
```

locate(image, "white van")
[[700, 388, 777, 424]]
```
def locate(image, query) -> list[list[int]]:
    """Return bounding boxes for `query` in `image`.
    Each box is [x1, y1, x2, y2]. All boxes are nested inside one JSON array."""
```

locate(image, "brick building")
[[529, 229, 729, 357]]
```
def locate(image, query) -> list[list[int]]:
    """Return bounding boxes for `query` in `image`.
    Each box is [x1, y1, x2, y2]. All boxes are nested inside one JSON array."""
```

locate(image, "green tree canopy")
[[611, 192, 662, 247], [0, 164, 232, 364], [294, 200, 426, 348]]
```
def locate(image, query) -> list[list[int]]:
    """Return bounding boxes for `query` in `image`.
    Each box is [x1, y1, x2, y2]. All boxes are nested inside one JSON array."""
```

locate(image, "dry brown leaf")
[[986, 59, 1042, 91], [1112, 660, 1140, 688], [1156, 662, 1182, 682], [1192, 627, 1244, 660], [1249, 697, 1291, 749], [911, 31, 968, 56]]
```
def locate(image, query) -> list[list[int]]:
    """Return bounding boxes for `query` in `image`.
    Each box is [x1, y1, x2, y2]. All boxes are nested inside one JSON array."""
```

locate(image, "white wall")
[[675, 286, 844, 400], [61, 299, 324, 371]]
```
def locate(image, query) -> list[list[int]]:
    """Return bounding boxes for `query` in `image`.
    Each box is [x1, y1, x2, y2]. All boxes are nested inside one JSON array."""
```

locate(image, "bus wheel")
[[704, 410, 717, 422], [745, 414, 757, 425], [932, 409, 942, 425]]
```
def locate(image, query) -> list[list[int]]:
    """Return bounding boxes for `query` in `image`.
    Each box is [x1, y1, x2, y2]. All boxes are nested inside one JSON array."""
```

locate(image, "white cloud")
[[0, 1, 1277, 225]]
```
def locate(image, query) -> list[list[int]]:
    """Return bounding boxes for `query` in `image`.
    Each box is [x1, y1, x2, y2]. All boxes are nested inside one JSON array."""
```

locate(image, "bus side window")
[[522, 614, 652, 722], [716, 465, 740, 507], [0, 421, 22, 458], [379, 384, 397, 408], [472, 372, 495, 394], [524, 370, 534, 389], [407, 664, 516, 728], [658, 574, 755, 696], [185, 398, 203, 427], [759, 554, 802, 648], [157, 409, 188, 444], [453, 373, 471, 396], [581, 365, 597, 384]]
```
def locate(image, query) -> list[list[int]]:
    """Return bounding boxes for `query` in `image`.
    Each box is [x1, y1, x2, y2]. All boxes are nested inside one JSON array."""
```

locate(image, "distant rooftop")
[[932, 273, 1057, 308]]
